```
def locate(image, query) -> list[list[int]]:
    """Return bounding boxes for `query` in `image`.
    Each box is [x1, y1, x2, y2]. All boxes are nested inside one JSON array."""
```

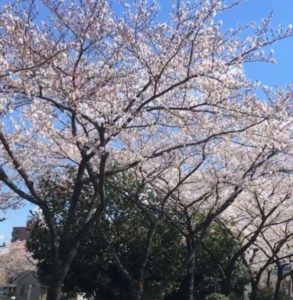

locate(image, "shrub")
[[206, 293, 230, 300]]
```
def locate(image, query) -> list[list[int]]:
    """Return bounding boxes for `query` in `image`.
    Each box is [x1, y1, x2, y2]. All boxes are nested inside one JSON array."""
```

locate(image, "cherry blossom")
[[0, 1, 292, 299]]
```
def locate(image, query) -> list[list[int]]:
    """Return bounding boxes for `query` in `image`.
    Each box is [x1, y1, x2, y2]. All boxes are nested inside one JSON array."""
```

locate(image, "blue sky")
[[219, 0, 293, 85], [0, 0, 292, 243]]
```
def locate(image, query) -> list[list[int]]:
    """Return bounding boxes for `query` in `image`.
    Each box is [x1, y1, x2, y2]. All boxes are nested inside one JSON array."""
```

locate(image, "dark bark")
[[249, 281, 258, 300], [46, 149, 108, 300], [47, 259, 65, 300], [47, 278, 63, 300], [273, 272, 282, 300], [266, 269, 272, 288], [249, 271, 264, 300], [187, 255, 195, 300], [221, 268, 233, 296], [187, 240, 195, 300], [47, 243, 80, 300], [131, 287, 143, 300], [135, 222, 159, 300]]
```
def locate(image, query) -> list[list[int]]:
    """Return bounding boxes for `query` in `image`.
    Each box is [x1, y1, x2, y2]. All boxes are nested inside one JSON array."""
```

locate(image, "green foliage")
[[255, 288, 287, 300], [166, 220, 249, 300], [206, 293, 230, 300], [27, 174, 186, 299], [199, 222, 249, 298], [27, 173, 249, 299]]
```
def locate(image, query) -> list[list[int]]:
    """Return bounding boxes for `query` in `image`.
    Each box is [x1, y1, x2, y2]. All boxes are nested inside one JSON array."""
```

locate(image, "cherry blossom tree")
[[0, 0, 292, 299], [157, 145, 292, 299], [243, 221, 293, 300], [0, 241, 35, 285], [220, 175, 293, 299]]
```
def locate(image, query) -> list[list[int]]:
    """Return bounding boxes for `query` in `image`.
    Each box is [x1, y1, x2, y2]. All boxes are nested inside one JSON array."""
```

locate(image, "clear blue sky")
[[0, 0, 292, 243], [219, 0, 293, 85]]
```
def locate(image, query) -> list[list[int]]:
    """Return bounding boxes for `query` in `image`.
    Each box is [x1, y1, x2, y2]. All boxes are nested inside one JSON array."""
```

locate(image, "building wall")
[[15, 274, 42, 300], [11, 227, 30, 243]]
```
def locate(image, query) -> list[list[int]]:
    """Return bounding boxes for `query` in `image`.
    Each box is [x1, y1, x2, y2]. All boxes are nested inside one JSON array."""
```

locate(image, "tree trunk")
[[273, 274, 282, 300], [249, 272, 263, 300], [47, 278, 63, 300], [187, 252, 195, 300], [131, 287, 143, 300], [221, 269, 232, 296], [249, 281, 258, 300], [47, 246, 79, 300], [266, 269, 272, 288]]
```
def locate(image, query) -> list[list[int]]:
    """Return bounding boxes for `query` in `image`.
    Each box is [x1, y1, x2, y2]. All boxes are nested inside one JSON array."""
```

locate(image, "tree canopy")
[[0, 1, 292, 299]]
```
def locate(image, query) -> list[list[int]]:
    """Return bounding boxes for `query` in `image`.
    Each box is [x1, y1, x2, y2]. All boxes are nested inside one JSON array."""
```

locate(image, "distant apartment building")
[[11, 227, 29, 243]]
